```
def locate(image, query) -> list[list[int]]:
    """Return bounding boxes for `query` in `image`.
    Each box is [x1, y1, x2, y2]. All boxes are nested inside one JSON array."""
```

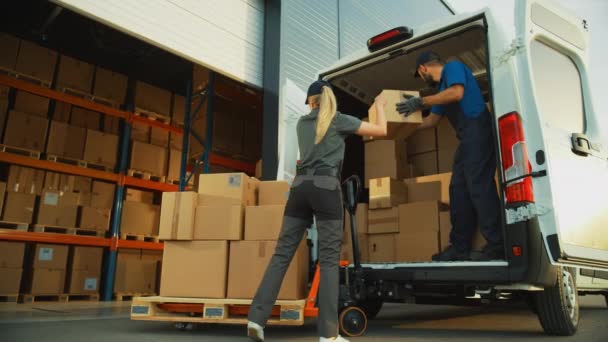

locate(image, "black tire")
[[339, 306, 368, 337], [534, 267, 579, 336], [359, 299, 383, 319]]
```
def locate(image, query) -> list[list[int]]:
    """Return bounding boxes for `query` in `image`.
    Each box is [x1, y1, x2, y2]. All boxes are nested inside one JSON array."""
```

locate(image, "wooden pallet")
[[0, 144, 41, 159], [120, 233, 159, 243], [0, 295, 19, 303], [20, 294, 69, 304], [45, 154, 114, 172], [131, 296, 306, 326], [0, 67, 51, 88], [32, 225, 105, 237], [116, 292, 156, 302], [0, 221, 29, 231], [166, 179, 180, 186], [127, 169, 166, 183], [59, 87, 120, 108], [134, 108, 171, 124], [65, 293, 100, 302]]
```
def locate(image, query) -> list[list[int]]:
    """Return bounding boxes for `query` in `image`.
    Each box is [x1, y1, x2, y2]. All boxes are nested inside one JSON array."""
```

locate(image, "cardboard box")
[[167, 149, 181, 181], [14, 91, 50, 117], [55, 55, 94, 93], [395, 231, 441, 262], [364, 140, 409, 186], [172, 94, 185, 124], [73, 177, 92, 195], [437, 117, 459, 150], [32, 244, 69, 269], [115, 250, 158, 294], [135, 81, 172, 116], [2, 192, 36, 223], [125, 188, 154, 204], [36, 199, 78, 228], [103, 115, 121, 135], [28, 269, 66, 294], [79, 207, 111, 231], [160, 241, 228, 298], [244, 205, 285, 240], [344, 203, 369, 234], [410, 151, 439, 177], [84, 130, 118, 167], [0, 241, 25, 268], [407, 128, 437, 155], [194, 205, 244, 240], [198, 173, 259, 206], [46, 121, 87, 159], [131, 121, 150, 143], [369, 177, 407, 209], [3, 110, 48, 151], [71, 247, 103, 271], [0, 268, 22, 294], [7, 165, 45, 195], [439, 211, 451, 250], [159, 192, 198, 240], [91, 181, 116, 209], [14, 40, 58, 85], [120, 201, 160, 236], [52, 102, 71, 122], [406, 181, 444, 204], [438, 145, 457, 173], [259, 181, 289, 205], [0, 32, 19, 70], [368, 234, 396, 262], [71, 107, 101, 130], [150, 127, 169, 147], [403, 173, 451, 205], [398, 201, 447, 234], [39, 190, 79, 206], [68, 270, 100, 294], [367, 90, 422, 140], [368, 207, 399, 234], [170, 132, 183, 150], [93, 67, 127, 104], [130, 141, 168, 176]]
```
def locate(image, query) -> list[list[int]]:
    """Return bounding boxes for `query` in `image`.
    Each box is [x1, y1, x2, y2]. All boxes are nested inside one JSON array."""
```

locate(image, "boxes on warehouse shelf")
[[93, 67, 128, 104], [364, 139, 409, 187], [36, 191, 79, 227], [115, 250, 159, 294], [7, 165, 45, 194], [103, 115, 121, 135], [160, 240, 229, 298], [0, 32, 20, 70], [55, 55, 95, 93], [3, 110, 48, 151], [194, 205, 244, 240], [78, 207, 111, 231], [368, 207, 399, 234], [367, 89, 423, 140], [403, 172, 452, 205], [120, 201, 161, 237], [91, 181, 116, 209], [23, 244, 69, 295], [66, 247, 103, 294], [14, 91, 50, 117], [125, 188, 154, 205], [409, 151, 439, 177], [0, 241, 25, 294], [159, 192, 198, 240], [46, 121, 87, 159], [150, 127, 169, 147], [258, 181, 290, 205], [130, 141, 168, 177], [130, 121, 150, 143], [134, 81, 172, 117], [70, 107, 101, 131], [167, 149, 181, 182], [198, 173, 260, 206], [84, 129, 118, 168], [2, 192, 36, 223], [14, 39, 58, 86], [227, 239, 309, 300], [369, 177, 407, 209], [244, 205, 285, 241]]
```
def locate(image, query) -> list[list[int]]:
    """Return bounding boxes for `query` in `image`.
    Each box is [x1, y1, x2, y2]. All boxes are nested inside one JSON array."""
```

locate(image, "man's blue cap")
[[413, 51, 441, 78], [305, 80, 332, 104]]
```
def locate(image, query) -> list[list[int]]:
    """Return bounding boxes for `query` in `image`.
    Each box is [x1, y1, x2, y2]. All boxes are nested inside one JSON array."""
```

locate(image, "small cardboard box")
[[32, 244, 69, 269], [28, 269, 66, 295], [14, 40, 58, 85], [159, 192, 198, 240], [55, 55, 95, 93], [14, 91, 50, 117], [369, 177, 407, 209], [403, 173, 452, 205], [160, 240, 228, 298], [398, 201, 447, 234], [3, 110, 48, 151], [125, 188, 154, 204], [368, 207, 399, 234], [344, 203, 369, 234], [409, 151, 439, 177], [244, 205, 285, 241], [135, 81, 172, 116], [150, 127, 169, 147], [78, 207, 111, 231], [46, 121, 87, 159], [0, 241, 26, 268], [368, 234, 396, 262], [194, 205, 244, 240], [93, 67, 127, 104], [120, 201, 161, 236], [198, 173, 259, 206], [70, 107, 100, 131], [7, 166, 45, 195], [367, 89, 423, 140], [91, 181, 116, 209], [84, 130, 118, 168], [406, 181, 444, 204], [395, 231, 441, 262], [364, 139, 409, 186], [67, 270, 100, 294], [258, 181, 290, 205], [407, 128, 437, 155], [0, 32, 20, 70], [2, 192, 36, 223], [130, 141, 168, 176], [0, 268, 23, 294]]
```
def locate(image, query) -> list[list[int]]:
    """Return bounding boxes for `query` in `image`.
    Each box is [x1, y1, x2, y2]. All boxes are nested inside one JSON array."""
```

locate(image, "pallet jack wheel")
[[339, 306, 368, 337], [174, 322, 194, 331]]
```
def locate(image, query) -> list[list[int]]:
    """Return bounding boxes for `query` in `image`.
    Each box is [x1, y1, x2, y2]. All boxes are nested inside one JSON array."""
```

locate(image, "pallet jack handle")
[[342, 175, 362, 271]]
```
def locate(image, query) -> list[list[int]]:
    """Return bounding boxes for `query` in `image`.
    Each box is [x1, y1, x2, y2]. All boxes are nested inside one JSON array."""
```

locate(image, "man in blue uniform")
[[397, 51, 503, 261]]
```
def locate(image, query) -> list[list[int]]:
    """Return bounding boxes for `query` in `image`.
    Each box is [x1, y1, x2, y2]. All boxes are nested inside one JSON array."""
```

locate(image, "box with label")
[[14, 40, 58, 85], [244, 205, 285, 241], [134, 81, 172, 116], [93, 67, 127, 104], [120, 201, 161, 236], [0, 32, 20, 70], [395, 231, 441, 262], [409, 151, 439, 177], [7, 165, 45, 194], [14, 91, 50, 117], [198, 173, 259, 206], [2, 192, 36, 223], [130, 141, 168, 176], [227, 239, 308, 300], [150, 127, 169, 147], [0, 241, 26, 268], [159, 192, 198, 240], [367, 89, 423, 140], [46, 121, 87, 159], [125, 188, 154, 204], [32, 244, 69, 269], [194, 205, 244, 240], [36, 196, 78, 228], [79, 207, 111, 231], [70, 107, 101, 131], [55, 55, 95, 93], [258, 181, 289, 205], [91, 181, 116, 209], [160, 241, 228, 298], [406, 181, 444, 204], [368, 234, 396, 263], [84, 129, 118, 168], [368, 207, 399, 234], [68, 270, 100, 294], [403, 173, 452, 205], [398, 201, 447, 235], [369, 177, 407, 209], [3, 110, 48, 151], [364, 139, 409, 186]]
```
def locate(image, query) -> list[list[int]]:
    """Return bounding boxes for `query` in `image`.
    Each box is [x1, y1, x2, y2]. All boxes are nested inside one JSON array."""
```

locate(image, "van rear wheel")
[[534, 267, 579, 336]]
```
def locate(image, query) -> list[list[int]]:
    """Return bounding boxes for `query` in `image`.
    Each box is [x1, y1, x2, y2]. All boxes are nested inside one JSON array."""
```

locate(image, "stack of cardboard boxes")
[[159, 173, 308, 300], [120, 188, 161, 237]]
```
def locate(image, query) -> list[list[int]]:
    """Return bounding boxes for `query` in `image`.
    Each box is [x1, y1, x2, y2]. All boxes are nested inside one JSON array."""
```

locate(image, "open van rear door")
[[514, 0, 608, 267]]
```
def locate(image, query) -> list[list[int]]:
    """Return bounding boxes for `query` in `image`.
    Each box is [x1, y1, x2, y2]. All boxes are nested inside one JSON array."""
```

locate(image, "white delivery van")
[[318, 0, 608, 337]]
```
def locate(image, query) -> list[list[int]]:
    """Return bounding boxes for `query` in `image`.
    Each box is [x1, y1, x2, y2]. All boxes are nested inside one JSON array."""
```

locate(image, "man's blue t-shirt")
[[431, 61, 486, 118]]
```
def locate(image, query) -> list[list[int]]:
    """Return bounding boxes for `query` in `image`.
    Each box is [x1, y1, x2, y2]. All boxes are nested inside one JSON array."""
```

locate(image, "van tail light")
[[498, 112, 534, 204], [367, 26, 413, 52]]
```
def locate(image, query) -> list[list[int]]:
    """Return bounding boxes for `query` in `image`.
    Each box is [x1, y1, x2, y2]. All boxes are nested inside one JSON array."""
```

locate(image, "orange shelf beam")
[[122, 176, 178, 192], [116, 238, 164, 251], [0, 229, 110, 247]]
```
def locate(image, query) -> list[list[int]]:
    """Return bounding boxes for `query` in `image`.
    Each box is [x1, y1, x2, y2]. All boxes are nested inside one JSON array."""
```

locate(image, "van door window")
[[530, 40, 585, 133]]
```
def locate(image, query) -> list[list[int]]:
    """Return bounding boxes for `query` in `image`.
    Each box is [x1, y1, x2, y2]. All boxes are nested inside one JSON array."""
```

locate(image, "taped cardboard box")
[[403, 172, 451, 205], [0, 32, 19, 70], [7, 165, 44, 195], [367, 89, 422, 140], [55, 55, 94, 93], [14, 91, 50, 117], [135, 81, 171, 116], [71, 107, 101, 130], [46, 121, 87, 159], [3, 110, 48, 151], [0, 241, 25, 268], [198, 173, 259, 206], [368, 234, 396, 263], [36, 191, 79, 227], [227, 239, 308, 300], [84, 130, 118, 168], [91, 181, 116, 209], [409, 151, 438, 177], [130, 141, 168, 176], [2, 192, 36, 223], [369, 177, 407, 209], [398, 201, 448, 235], [125, 188, 154, 204], [120, 201, 161, 236], [406, 181, 444, 204], [364, 139, 409, 186], [159, 192, 198, 240], [407, 127, 437, 155], [395, 231, 441, 262], [150, 127, 169, 147], [78, 207, 111, 231], [194, 205, 244, 240], [244, 205, 285, 240], [368, 207, 399, 234], [14, 40, 58, 85], [258, 181, 289, 205], [160, 240, 228, 298], [0, 268, 22, 294], [167, 149, 181, 181], [93, 67, 127, 104]]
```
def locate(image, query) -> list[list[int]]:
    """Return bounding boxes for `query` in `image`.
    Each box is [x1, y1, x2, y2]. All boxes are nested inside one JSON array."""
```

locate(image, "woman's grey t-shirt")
[[296, 109, 362, 171]]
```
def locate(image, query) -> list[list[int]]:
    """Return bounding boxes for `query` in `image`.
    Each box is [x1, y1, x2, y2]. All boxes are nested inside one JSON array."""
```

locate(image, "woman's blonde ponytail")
[[314, 86, 337, 144]]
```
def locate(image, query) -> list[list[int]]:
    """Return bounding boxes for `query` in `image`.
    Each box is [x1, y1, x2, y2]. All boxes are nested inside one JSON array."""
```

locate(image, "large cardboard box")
[[409, 151, 438, 177], [198, 173, 259, 206], [150, 127, 169, 147], [403, 173, 452, 205], [14, 40, 58, 85], [259, 181, 289, 205], [0, 32, 20, 70], [172, 94, 186, 124], [364, 139, 408, 186], [398, 201, 447, 234], [395, 231, 441, 262], [2, 192, 36, 223], [227, 239, 309, 300], [135, 81, 172, 116], [3, 110, 48, 151], [167, 148, 181, 181], [369, 177, 407, 209], [120, 201, 160, 236], [130, 141, 168, 176], [84, 130, 118, 167], [7, 165, 45, 194], [28, 269, 67, 294], [55, 55, 95, 93], [115, 251, 158, 294], [93, 67, 127, 104], [439, 211, 451, 250], [46, 121, 87, 159], [368, 207, 399, 234], [367, 90, 423, 140], [68, 270, 100, 294], [244, 205, 285, 240], [32, 244, 69, 269], [14, 91, 50, 117], [91, 181, 116, 209], [407, 128, 437, 155], [0, 268, 23, 294], [194, 205, 244, 240], [406, 181, 444, 204], [79, 207, 111, 231], [125, 188, 154, 204], [0, 241, 26, 268], [160, 241, 228, 298], [368, 234, 396, 262], [36, 195, 78, 227], [159, 192, 198, 240], [71, 107, 101, 130]]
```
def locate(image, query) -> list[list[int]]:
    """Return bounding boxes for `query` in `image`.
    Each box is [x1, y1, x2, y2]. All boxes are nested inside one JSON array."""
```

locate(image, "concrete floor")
[[0, 295, 606, 342]]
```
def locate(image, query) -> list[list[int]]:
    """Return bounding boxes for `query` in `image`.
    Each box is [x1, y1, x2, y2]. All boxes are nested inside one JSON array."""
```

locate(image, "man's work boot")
[[432, 245, 471, 261], [470, 243, 505, 261]]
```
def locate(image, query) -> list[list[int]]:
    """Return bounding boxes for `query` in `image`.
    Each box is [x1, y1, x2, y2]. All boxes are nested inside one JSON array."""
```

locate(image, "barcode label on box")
[[84, 278, 98, 291], [39, 248, 54, 261], [44, 192, 59, 206], [228, 175, 241, 187]]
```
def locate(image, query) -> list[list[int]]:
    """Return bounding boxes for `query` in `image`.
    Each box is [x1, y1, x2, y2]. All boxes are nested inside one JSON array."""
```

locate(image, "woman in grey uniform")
[[247, 80, 388, 342]]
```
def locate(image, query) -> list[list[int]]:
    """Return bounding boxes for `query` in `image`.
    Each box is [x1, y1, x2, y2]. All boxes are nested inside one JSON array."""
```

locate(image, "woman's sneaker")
[[247, 321, 264, 341], [320, 335, 350, 342]]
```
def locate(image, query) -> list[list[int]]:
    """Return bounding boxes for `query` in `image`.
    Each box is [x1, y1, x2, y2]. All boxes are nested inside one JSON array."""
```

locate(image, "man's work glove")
[[396, 94, 424, 116]]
